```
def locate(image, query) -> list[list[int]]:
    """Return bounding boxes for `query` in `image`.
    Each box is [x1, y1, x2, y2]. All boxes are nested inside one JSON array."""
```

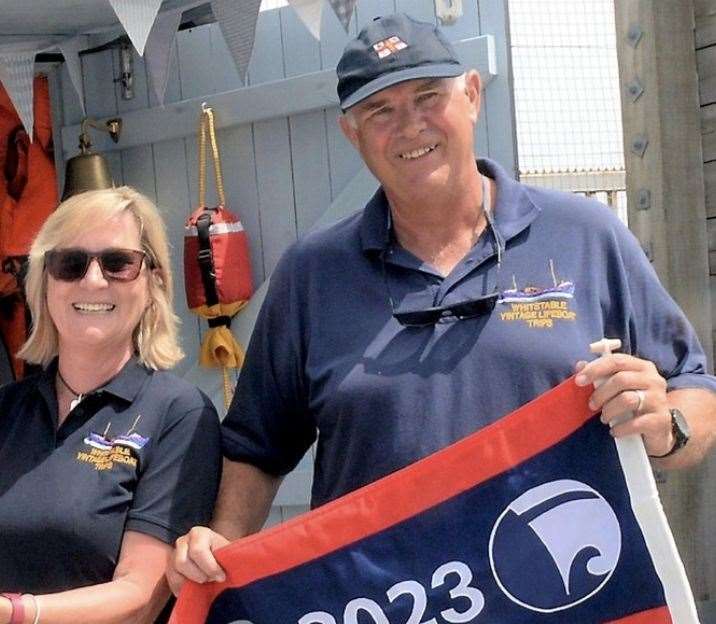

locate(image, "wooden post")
[[614, 0, 716, 608]]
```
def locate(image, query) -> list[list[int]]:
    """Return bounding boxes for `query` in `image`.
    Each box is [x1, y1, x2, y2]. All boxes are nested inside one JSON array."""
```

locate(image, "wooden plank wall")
[[699, 1, 716, 358], [47, 0, 514, 524]]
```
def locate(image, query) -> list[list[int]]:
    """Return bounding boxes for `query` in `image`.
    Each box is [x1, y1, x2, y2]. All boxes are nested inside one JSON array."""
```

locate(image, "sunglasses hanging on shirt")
[[385, 175, 504, 328]]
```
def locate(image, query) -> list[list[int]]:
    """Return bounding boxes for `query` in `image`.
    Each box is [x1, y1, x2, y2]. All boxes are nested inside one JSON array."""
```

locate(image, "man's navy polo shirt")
[[222, 158, 716, 509], [0, 359, 221, 593]]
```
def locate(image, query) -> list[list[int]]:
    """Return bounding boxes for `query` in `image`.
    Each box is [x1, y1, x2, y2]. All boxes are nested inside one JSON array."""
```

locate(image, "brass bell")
[[61, 118, 122, 200]]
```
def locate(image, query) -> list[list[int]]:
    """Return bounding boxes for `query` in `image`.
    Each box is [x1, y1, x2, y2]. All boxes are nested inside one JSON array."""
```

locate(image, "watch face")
[[670, 408, 690, 447]]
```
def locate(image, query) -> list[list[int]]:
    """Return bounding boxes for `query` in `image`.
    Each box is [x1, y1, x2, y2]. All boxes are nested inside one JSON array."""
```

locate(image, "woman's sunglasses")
[[44, 247, 150, 282]]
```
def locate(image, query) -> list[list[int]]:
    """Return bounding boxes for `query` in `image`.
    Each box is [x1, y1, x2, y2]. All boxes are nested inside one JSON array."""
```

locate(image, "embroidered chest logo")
[[76, 415, 149, 471], [498, 260, 577, 329], [372, 36, 408, 59]]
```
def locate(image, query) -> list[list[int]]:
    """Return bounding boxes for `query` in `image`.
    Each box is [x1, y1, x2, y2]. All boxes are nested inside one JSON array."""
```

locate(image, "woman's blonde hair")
[[18, 186, 184, 370]]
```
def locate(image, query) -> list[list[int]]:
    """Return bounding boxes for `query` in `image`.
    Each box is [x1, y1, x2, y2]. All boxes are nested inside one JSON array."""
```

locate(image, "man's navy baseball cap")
[[337, 13, 465, 111]]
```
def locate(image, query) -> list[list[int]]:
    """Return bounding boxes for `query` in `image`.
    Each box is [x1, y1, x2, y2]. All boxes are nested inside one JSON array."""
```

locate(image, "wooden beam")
[[615, 0, 712, 357], [709, 218, 716, 274], [695, 0, 716, 18], [707, 161, 716, 217], [704, 103, 716, 163], [697, 46, 716, 81], [695, 12, 716, 48], [614, 0, 715, 604], [60, 35, 497, 157], [520, 170, 625, 192], [702, 75, 716, 106]]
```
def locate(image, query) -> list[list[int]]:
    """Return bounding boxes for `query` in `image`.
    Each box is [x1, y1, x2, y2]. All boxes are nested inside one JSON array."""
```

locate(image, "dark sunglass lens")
[[394, 309, 442, 327], [453, 293, 498, 318], [100, 250, 143, 280], [47, 250, 89, 280]]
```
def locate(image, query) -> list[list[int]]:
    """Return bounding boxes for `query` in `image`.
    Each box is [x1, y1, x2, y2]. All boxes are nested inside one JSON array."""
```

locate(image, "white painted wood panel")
[[120, 145, 157, 202]]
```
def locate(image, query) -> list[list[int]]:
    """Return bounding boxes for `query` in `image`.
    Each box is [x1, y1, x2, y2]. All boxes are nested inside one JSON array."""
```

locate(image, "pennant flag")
[[0, 53, 36, 139], [328, 0, 357, 32], [211, 0, 262, 84], [108, 0, 164, 56], [58, 36, 87, 115], [171, 377, 697, 624], [145, 10, 182, 106], [287, 0, 324, 40]]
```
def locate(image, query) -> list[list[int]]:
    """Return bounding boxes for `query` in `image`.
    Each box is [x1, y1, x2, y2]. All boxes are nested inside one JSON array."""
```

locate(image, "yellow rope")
[[222, 366, 234, 410], [198, 109, 207, 207], [205, 107, 226, 206], [198, 106, 226, 208]]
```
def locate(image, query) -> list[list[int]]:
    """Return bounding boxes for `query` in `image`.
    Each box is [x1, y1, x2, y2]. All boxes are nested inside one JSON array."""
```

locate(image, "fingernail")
[[214, 574, 226, 583], [588, 400, 596, 410], [575, 374, 587, 386]]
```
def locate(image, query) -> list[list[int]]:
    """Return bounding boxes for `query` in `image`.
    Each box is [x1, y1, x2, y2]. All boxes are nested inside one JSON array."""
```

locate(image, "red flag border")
[[173, 376, 606, 621]]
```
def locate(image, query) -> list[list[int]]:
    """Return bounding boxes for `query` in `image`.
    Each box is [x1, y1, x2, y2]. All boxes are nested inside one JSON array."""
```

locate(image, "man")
[[169, 13, 716, 590]]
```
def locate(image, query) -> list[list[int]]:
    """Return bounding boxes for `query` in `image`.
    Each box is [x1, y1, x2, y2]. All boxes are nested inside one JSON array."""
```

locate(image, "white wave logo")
[[489, 480, 621, 612]]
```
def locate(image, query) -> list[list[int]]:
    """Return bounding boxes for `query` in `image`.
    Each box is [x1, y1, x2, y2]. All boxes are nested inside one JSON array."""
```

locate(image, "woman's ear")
[[151, 268, 164, 288]]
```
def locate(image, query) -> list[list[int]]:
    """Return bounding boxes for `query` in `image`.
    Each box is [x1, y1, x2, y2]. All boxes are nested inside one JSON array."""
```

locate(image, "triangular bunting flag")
[[287, 0, 324, 40], [0, 52, 36, 140], [58, 37, 87, 115], [211, 0, 262, 84], [108, 0, 164, 56], [145, 10, 182, 106], [328, 0, 357, 32]]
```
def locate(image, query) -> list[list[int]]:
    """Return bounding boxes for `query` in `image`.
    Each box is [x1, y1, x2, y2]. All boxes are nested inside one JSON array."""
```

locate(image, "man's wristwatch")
[[649, 408, 690, 458]]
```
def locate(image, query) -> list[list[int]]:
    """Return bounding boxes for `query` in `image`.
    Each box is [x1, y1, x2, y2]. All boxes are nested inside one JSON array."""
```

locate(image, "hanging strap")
[[198, 105, 226, 208], [196, 212, 219, 307], [195, 105, 227, 308]]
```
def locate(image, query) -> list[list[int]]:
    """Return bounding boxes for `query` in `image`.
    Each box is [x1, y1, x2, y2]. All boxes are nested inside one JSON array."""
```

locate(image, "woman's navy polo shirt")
[[0, 359, 221, 593], [222, 158, 716, 509]]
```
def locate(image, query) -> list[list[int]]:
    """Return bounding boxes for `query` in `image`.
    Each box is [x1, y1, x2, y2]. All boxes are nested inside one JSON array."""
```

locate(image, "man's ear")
[[465, 70, 482, 124], [339, 113, 360, 150]]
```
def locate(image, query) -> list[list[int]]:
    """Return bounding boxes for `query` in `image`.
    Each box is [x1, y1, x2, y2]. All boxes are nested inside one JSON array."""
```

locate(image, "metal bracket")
[[114, 42, 134, 100], [637, 188, 651, 210], [642, 241, 654, 262], [626, 77, 644, 102], [631, 134, 649, 158], [627, 24, 644, 48]]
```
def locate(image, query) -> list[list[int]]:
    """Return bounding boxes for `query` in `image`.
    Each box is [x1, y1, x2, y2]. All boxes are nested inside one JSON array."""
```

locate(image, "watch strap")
[[649, 408, 689, 459], [1, 593, 25, 624]]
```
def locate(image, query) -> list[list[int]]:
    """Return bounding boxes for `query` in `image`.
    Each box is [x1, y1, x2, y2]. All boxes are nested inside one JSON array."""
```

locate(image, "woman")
[[0, 187, 221, 623]]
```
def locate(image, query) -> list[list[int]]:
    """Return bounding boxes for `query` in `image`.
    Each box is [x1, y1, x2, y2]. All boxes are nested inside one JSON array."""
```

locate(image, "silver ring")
[[634, 389, 646, 414]]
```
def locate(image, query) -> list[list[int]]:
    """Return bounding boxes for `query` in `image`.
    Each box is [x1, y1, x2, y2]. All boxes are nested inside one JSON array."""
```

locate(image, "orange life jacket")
[[0, 75, 58, 379]]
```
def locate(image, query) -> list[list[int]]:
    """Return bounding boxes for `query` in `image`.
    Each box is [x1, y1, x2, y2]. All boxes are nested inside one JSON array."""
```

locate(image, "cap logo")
[[372, 36, 408, 59]]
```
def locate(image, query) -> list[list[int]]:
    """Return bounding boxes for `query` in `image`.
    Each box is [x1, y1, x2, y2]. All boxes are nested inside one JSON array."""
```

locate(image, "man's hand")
[[167, 527, 230, 596], [574, 353, 673, 457]]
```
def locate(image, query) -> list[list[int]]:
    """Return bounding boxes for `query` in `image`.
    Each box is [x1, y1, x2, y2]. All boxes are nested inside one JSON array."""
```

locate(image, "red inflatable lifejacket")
[[184, 205, 253, 311], [183, 105, 253, 409], [0, 76, 58, 379]]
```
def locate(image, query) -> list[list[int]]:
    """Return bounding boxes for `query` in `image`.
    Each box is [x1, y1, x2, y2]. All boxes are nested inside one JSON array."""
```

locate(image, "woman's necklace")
[[57, 369, 86, 411], [57, 365, 126, 412]]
